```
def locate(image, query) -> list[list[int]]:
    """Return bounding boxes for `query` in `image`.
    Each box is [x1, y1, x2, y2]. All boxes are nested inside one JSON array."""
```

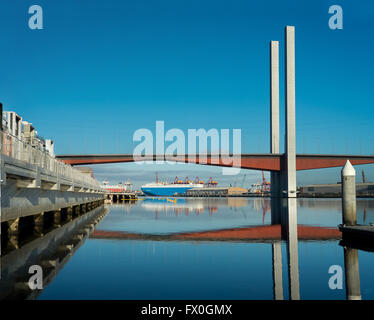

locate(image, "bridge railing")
[[0, 130, 102, 191]]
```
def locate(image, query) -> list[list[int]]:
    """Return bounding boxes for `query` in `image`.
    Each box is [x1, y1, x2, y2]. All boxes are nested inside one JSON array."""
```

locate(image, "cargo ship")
[[141, 176, 217, 196], [101, 179, 133, 193]]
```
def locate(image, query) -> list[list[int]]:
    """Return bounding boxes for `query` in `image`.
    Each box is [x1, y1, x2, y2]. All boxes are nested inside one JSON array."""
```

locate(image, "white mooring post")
[[341, 160, 357, 226]]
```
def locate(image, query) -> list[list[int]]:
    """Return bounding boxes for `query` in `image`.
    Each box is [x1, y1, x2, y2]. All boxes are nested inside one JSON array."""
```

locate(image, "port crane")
[[206, 177, 218, 187], [194, 176, 204, 184], [261, 171, 271, 192]]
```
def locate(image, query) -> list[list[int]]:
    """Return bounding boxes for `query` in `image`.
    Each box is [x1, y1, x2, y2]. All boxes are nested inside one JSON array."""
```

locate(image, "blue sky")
[[1, 0, 373, 187]]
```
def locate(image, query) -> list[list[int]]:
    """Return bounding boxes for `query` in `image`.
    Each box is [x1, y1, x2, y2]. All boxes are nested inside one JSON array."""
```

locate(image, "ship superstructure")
[[141, 176, 217, 196]]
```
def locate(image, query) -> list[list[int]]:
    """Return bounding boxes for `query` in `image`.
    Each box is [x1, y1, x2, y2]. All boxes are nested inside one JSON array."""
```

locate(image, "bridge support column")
[[269, 40, 283, 222], [270, 39, 279, 155], [80, 203, 87, 214], [66, 207, 73, 221], [53, 210, 62, 227], [34, 212, 45, 236], [7, 218, 20, 250], [284, 26, 297, 198], [72, 205, 80, 217]]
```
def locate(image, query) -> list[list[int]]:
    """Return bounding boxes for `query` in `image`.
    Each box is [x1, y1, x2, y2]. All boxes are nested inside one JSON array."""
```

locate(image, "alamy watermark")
[[28, 5, 43, 30], [328, 265, 343, 290], [132, 121, 242, 175], [328, 5, 343, 30], [28, 265, 43, 290]]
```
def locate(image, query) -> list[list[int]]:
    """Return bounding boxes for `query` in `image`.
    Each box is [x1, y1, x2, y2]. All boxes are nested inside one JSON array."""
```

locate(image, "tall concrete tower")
[[270, 41, 280, 199], [285, 26, 297, 198]]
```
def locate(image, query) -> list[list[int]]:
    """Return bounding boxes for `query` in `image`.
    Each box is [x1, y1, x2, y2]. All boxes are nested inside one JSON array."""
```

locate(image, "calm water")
[[28, 197, 374, 300]]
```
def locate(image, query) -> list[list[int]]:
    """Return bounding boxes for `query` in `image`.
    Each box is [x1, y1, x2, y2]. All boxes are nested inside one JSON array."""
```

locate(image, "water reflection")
[[276, 197, 365, 300], [272, 241, 283, 300], [284, 198, 300, 300], [272, 198, 364, 300], [1, 197, 373, 300], [343, 247, 361, 300], [134, 197, 374, 227], [270, 198, 300, 300], [0, 207, 107, 300]]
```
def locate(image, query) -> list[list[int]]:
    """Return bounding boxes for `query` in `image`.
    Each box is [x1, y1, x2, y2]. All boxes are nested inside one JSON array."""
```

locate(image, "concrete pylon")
[[270, 41, 280, 200], [270, 40, 282, 224], [284, 26, 297, 198], [270, 41, 280, 156]]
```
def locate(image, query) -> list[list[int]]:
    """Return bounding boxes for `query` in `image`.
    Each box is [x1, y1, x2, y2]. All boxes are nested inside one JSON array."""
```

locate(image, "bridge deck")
[[90, 225, 341, 242], [56, 154, 374, 171]]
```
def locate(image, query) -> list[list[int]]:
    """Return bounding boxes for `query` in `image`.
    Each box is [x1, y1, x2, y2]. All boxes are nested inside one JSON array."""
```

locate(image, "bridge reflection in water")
[[0, 206, 108, 300], [90, 198, 364, 300], [0, 198, 367, 300]]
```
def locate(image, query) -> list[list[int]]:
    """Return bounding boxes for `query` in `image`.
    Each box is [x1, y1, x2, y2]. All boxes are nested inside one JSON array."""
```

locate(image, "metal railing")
[[1, 130, 102, 191]]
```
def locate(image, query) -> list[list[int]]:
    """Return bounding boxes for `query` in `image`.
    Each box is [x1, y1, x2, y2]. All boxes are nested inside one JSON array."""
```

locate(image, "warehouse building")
[[298, 183, 374, 197]]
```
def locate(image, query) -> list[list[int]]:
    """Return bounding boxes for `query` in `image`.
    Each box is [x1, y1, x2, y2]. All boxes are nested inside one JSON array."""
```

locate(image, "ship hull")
[[141, 186, 195, 196]]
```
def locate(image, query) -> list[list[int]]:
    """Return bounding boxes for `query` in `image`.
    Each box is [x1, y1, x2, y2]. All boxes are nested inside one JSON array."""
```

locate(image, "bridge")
[[1, 25, 366, 301], [55, 26, 374, 199], [56, 153, 374, 171]]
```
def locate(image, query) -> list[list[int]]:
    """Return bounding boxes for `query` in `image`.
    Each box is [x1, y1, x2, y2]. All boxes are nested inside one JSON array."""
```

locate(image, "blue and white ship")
[[141, 176, 215, 196], [141, 182, 204, 196]]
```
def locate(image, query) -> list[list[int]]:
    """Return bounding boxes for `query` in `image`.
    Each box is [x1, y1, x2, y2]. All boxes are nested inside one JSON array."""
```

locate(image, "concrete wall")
[[1, 130, 104, 222], [1, 178, 103, 221]]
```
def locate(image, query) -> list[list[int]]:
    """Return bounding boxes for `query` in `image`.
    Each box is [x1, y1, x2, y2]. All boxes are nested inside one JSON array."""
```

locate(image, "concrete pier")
[[0, 126, 105, 254], [1, 199, 104, 254], [284, 26, 297, 198], [342, 160, 357, 226], [270, 41, 280, 157], [106, 192, 138, 203], [270, 40, 282, 225]]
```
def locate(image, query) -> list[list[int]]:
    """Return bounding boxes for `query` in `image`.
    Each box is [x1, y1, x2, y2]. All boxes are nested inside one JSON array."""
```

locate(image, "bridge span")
[[90, 224, 341, 242], [56, 153, 374, 172]]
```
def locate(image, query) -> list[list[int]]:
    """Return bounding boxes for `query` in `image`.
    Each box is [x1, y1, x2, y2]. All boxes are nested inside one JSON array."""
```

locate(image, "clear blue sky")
[[1, 0, 373, 187]]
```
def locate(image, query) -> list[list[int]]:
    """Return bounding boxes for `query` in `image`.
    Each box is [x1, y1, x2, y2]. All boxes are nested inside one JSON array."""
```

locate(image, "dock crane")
[[262, 171, 271, 192]]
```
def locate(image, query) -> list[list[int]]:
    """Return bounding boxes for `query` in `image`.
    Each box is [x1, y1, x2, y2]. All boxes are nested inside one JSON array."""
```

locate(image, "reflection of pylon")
[[262, 199, 270, 224], [261, 171, 271, 192], [155, 209, 159, 220]]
